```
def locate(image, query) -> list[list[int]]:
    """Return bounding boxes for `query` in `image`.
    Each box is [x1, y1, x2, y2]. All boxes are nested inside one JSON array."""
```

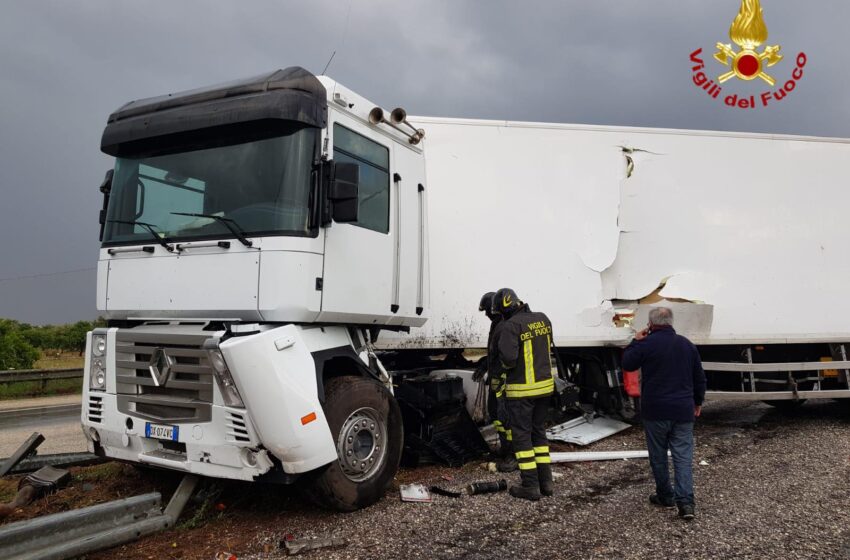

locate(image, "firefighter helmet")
[[492, 287, 521, 316], [479, 292, 496, 312]]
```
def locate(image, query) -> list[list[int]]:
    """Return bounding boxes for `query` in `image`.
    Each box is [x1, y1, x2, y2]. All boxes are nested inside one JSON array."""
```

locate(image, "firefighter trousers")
[[506, 396, 551, 485]]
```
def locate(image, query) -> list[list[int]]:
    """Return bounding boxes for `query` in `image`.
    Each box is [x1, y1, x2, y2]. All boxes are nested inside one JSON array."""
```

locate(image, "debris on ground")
[[214, 552, 237, 560], [550, 450, 651, 462], [0, 432, 45, 477], [466, 479, 507, 495], [396, 374, 490, 466], [699, 459, 710, 466], [399, 484, 432, 503], [0, 465, 70, 518], [283, 537, 346, 556], [429, 485, 463, 498], [546, 415, 632, 445]]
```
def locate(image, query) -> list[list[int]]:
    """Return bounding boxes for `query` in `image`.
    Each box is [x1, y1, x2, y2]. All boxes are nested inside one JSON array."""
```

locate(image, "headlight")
[[207, 349, 245, 408], [90, 358, 106, 390], [92, 335, 106, 357]]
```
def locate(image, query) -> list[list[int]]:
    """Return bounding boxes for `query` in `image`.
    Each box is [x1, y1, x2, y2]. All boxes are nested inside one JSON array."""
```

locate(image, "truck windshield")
[[102, 127, 317, 245]]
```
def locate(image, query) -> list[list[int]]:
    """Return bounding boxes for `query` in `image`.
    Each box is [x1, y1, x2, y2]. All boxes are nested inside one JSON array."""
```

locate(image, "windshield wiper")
[[108, 220, 175, 252], [171, 212, 253, 248]]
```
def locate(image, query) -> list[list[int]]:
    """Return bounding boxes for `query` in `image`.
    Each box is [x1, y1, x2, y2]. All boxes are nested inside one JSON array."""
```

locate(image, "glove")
[[472, 360, 487, 382]]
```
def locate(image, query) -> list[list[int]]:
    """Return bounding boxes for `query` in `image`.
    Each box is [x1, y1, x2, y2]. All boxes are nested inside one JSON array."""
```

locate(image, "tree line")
[[0, 318, 106, 370]]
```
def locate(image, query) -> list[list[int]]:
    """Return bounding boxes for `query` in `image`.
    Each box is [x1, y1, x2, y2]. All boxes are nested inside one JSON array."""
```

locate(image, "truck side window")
[[333, 124, 390, 234]]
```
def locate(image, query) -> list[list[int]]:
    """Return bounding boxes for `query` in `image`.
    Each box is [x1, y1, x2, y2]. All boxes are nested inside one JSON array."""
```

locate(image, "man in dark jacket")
[[622, 307, 706, 521], [493, 288, 555, 501]]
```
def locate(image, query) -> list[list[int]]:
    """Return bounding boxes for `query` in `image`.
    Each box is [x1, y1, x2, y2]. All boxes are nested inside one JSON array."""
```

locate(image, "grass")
[[75, 462, 128, 483], [34, 351, 85, 370]]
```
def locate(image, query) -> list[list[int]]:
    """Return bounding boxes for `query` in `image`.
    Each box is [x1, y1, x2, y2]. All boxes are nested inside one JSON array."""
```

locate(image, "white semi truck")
[[83, 67, 850, 510]]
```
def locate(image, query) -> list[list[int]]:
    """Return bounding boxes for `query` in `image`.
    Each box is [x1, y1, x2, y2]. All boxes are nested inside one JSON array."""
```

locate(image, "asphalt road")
[[0, 395, 87, 456]]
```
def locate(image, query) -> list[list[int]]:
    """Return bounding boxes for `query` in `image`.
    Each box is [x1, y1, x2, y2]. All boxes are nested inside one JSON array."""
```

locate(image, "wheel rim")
[[336, 407, 388, 482]]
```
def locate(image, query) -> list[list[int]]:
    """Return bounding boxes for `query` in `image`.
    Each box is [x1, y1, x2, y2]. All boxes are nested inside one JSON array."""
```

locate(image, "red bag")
[[623, 370, 641, 397]]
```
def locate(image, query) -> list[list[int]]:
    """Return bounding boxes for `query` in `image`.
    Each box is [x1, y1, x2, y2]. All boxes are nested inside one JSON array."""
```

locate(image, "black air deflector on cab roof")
[[100, 67, 327, 157]]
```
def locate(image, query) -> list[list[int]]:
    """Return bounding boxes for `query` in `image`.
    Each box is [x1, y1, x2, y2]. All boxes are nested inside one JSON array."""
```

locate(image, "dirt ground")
[[3, 399, 850, 559]]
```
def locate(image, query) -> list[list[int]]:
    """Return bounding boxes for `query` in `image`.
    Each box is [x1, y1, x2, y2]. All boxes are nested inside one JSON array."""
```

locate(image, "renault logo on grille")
[[148, 348, 174, 387]]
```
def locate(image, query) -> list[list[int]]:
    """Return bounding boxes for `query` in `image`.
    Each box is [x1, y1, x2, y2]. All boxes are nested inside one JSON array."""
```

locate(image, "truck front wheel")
[[307, 376, 403, 511]]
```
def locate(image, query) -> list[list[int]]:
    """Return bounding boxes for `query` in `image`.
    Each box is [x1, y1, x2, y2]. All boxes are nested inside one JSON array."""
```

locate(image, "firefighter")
[[492, 288, 554, 500], [474, 291, 517, 472]]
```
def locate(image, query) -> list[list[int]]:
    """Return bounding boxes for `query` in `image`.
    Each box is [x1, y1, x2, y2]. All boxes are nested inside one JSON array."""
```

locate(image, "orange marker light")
[[301, 412, 317, 425]]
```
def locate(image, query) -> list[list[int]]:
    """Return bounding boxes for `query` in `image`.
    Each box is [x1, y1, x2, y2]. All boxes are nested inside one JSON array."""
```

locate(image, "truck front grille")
[[115, 328, 215, 423]]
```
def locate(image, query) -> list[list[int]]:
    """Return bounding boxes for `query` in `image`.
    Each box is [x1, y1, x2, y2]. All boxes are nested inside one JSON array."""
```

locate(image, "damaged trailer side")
[[379, 117, 850, 414]]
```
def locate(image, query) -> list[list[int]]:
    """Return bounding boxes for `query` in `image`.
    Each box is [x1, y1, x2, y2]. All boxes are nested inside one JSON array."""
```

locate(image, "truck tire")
[[306, 376, 403, 511]]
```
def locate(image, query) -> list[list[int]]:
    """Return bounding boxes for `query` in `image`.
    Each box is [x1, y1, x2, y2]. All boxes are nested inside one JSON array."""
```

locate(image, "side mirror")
[[325, 162, 360, 224], [98, 169, 114, 241]]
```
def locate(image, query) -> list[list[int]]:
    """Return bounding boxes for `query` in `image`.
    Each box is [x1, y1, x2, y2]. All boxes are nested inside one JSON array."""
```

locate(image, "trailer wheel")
[[306, 376, 403, 512]]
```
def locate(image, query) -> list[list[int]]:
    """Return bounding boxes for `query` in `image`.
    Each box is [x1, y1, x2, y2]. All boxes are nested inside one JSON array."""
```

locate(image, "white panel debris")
[[546, 415, 632, 445]]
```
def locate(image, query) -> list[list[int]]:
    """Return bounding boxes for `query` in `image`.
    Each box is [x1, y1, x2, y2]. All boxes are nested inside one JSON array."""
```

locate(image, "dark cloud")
[[0, 0, 845, 324]]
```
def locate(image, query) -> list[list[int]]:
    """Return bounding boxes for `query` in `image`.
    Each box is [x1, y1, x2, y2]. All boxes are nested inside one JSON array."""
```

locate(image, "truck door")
[[319, 119, 395, 323]]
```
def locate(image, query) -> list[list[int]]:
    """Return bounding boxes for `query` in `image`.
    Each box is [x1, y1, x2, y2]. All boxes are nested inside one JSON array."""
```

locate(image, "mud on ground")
[[3, 400, 850, 559]]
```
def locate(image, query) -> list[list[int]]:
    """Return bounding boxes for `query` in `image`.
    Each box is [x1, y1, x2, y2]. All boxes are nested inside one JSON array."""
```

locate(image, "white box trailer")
[[389, 116, 850, 347], [81, 68, 850, 511], [382, 115, 850, 409]]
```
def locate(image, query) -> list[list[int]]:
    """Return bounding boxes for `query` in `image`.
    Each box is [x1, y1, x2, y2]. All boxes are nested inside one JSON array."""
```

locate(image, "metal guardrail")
[[1, 452, 103, 475], [0, 368, 82, 385], [0, 474, 200, 560]]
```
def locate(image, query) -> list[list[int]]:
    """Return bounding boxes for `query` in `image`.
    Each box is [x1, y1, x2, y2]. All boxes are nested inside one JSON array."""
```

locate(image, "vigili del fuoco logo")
[[690, 0, 807, 109]]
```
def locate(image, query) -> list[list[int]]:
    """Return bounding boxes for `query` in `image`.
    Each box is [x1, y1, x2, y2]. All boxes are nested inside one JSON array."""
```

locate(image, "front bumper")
[[82, 323, 340, 480], [82, 392, 273, 481]]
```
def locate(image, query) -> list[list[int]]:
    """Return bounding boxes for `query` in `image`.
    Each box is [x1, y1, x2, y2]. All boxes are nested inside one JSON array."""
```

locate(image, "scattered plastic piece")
[[546, 415, 632, 445], [215, 553, 237, 560], [400, 484, 432, 503], [699, 459, 709, 466]]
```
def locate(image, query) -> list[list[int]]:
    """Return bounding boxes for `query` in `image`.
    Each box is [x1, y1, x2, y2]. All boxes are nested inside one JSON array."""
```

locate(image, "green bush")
[[16, 317, 107, 355], [0, 320, 40, 370]]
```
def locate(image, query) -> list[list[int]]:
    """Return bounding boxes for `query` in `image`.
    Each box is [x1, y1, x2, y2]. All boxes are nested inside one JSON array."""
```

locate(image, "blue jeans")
[[643, 419, 695, 506]]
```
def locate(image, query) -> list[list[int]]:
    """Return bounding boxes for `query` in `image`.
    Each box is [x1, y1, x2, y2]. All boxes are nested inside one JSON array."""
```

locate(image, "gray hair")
[[648, 307, 674, 327]]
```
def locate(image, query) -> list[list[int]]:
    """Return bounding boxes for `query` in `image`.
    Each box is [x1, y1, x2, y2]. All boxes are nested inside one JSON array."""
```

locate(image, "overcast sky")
[[0, 0, 847, 324]]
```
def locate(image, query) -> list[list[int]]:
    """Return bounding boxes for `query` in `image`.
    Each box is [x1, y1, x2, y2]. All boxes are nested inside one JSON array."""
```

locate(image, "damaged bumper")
[[82, 323, 338, 481], [81, 391, 273, 481]]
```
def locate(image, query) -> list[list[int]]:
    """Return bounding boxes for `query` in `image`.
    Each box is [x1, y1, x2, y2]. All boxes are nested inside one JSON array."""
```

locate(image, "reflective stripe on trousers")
[[515, 449, 536, 470], [534, 445, 551, 464]]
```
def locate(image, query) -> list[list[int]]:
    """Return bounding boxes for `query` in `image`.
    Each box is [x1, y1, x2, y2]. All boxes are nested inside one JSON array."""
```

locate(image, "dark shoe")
[[509, 485, 541, 501], [678, 504, 695, 520], [649, 494, 675, 508], [537, 464, 554, 497], [496, 456, 518, 473]]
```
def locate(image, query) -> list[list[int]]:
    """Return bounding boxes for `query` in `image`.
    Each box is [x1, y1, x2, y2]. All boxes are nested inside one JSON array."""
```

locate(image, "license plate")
[[145, 422, 179, 441]]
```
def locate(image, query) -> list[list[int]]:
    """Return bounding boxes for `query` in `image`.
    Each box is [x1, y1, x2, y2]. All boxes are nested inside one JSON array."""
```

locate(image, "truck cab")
[[83, 68, 428, 510]]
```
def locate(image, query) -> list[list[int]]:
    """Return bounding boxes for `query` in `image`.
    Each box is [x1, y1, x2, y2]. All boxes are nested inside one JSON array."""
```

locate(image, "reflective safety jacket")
[[487, 319, 508, 396], [496, 305, 555, 399]]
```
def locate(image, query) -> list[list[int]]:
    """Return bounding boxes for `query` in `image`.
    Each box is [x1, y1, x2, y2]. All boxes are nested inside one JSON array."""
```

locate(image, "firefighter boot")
[[496, 434, 517, 472], [509, 469, 542, 501], [537, 463, 554, 497]]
